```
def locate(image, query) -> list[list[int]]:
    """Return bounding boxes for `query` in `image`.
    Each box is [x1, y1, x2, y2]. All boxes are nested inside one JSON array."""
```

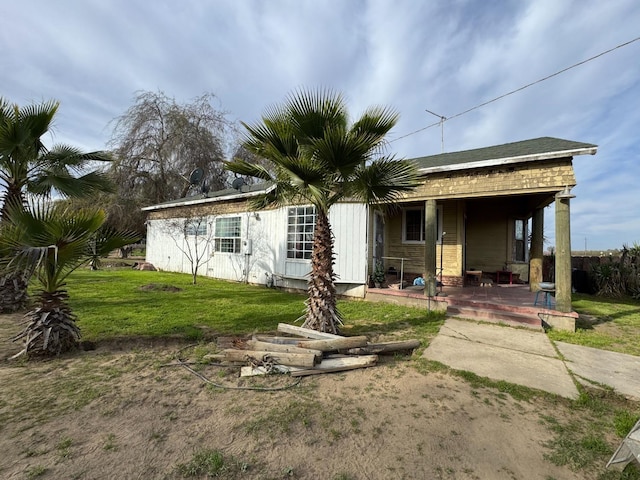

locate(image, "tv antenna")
[[425, 108, 446, 153]]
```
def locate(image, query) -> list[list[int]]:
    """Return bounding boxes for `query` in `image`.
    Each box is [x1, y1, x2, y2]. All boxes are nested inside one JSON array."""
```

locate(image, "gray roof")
[[141, 182, 272, 211], [410, 137, 597, 173]]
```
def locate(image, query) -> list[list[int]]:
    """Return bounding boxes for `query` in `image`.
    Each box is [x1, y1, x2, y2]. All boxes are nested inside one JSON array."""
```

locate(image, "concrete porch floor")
[[365, 283, 576, 329]]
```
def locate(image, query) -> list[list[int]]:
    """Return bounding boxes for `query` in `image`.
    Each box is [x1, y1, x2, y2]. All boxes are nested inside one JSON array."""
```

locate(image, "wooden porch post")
[[555, 189, 574, 313], [424, 199, 437, 297], [529, 208, 544, 291]]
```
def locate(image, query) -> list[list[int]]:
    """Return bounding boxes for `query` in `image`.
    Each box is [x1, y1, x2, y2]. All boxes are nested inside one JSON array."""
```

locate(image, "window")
[[287, 206, 316, 259], [402, 207, 442, 243], [513, 218, 526, 262], [185, 220, 207, 236], [214, 216, 241, 253]]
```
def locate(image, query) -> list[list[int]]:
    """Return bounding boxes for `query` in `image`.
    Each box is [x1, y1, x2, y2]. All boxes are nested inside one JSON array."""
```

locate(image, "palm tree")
[[225, 88, 418, 334], [0, 98, 113, 312], [0, 201, 139, 357]]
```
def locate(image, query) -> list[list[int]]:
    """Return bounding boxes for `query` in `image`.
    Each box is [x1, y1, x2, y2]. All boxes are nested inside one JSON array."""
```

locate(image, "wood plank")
[[253, 335, 302, 345], [277, 323, 343, 340], [346, 339, 421, 355], [297, 336, 368, 352], [246, 340, 323, 360], [289, 355, 378, 377], [220, 349, 316, 368]]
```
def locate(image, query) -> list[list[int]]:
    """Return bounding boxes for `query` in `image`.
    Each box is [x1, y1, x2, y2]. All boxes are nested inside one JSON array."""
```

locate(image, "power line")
[[392, 35, 640, 144]]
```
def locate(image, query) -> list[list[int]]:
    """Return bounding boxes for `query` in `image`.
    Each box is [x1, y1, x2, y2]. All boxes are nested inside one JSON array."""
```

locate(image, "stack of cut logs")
[[210, 323, 420, 377]]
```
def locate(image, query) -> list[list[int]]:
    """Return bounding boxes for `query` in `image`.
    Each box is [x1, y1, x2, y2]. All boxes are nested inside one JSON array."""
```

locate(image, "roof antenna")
[[425, 108, 446, 153]]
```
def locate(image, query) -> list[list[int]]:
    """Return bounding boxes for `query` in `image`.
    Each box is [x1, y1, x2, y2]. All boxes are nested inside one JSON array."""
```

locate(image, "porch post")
[[529, 208, 544, 291], [424, 199, 437, 297], [555, 189, 574, 313]]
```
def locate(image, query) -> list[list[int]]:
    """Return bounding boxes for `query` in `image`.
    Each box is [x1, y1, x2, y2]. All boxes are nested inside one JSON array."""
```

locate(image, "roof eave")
[[141, 185, 275, 212], [417, 146, 598, 175]]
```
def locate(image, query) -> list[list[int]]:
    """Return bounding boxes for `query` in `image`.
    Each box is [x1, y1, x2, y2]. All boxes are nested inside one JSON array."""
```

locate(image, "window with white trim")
[[214, 216, 241, 253], [287, 206, 316, 259], [402, 207, 442, 243]]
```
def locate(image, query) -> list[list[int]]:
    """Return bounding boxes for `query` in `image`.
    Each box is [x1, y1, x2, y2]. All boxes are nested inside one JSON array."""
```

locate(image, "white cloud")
[[2, 0, 639, 247]]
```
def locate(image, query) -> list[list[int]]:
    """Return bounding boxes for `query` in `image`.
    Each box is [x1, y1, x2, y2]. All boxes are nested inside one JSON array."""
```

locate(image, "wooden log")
[[253, 335, 302, 345], [245, 340, 323, 360], [289, 355, 378, 377], [277, 323, 343, 340], [297, 336, 368, 352], [219, 349, 316, 368], [346, 339, 421, 355]]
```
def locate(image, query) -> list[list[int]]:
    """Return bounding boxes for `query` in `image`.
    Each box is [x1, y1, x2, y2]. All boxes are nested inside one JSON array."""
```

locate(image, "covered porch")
[[368, 137, 598, 320]]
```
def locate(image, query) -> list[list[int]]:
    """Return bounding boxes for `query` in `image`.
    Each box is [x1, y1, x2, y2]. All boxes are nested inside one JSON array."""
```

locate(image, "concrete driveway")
[[423, 318, 640, 400]]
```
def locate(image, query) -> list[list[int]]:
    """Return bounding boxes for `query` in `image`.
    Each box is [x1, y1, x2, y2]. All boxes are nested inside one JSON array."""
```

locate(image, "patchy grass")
[[547, 294, 640, 356], [175, 448, 249, 478], [540, 387, 640, 478]]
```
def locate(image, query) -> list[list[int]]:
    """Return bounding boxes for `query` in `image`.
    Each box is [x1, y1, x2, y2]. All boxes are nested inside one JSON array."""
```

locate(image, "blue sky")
[[2, 0, 639, 250]]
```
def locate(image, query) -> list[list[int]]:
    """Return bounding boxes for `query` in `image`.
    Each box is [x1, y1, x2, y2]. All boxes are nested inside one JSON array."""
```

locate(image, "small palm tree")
[[226, 88, 418, 333], [0, 98, 113, 312], [0, 201, 139, 357]]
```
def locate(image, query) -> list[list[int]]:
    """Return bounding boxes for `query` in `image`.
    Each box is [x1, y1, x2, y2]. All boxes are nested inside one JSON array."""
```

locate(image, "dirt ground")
[[0, 313, 604, 480]]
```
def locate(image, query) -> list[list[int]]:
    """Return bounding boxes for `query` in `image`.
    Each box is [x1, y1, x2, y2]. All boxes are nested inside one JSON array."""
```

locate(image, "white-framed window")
[[185, 220, 207, 236], [287, 206, 316, 260], [214, 216, 241, 253], [513, 218, 527, 262], [402, 206, 442, 243]]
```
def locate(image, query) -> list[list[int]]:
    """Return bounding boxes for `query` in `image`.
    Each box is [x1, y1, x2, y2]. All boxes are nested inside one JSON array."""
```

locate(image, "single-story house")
[[142, 136, 597, 313]]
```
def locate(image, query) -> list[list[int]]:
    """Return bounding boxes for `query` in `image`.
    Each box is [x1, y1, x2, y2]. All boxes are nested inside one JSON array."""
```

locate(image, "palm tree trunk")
[[1, 186, 30, 312], [0, 272, 29, 313], [302, 210, 342, 334]]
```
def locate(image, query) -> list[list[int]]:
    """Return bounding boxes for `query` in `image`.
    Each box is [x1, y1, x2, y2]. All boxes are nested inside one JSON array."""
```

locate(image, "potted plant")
[[373, 261, 386, 288]]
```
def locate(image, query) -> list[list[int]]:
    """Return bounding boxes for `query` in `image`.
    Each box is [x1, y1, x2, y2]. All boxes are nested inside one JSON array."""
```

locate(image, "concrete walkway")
[[423, 318, 640, 400]]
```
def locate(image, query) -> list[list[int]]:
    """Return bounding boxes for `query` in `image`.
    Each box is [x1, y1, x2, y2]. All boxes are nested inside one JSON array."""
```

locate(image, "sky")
[[2, 0, 639, 251]]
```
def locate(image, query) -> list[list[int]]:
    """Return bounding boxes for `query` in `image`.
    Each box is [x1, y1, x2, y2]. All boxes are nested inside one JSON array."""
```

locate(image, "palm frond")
[[349, 156, 420, 204], [0, 201, 138, 293], [40, 146, 112, 170], [224, 158, 274, 182], [29, 170, 115, 197], [286, 88, 348, 141], [350, 105, 399, 138]]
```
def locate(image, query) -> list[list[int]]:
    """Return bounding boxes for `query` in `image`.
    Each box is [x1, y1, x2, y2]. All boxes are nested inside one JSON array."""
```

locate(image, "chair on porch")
[[534, 282, 556, 308]]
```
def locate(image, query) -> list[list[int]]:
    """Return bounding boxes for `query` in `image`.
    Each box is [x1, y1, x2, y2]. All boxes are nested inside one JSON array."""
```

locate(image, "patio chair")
[[534, 282, 555, 308]]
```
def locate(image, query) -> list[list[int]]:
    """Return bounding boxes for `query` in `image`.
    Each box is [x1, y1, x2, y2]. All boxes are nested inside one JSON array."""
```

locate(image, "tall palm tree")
[[225, 89, 419, 334], [0, 98, 113, 312], [0, 201, 139, 357]]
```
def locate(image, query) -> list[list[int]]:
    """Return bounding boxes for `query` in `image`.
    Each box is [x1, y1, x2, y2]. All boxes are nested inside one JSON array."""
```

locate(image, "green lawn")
[[64, 269, 444, 343], [547, 293, 640, 356]]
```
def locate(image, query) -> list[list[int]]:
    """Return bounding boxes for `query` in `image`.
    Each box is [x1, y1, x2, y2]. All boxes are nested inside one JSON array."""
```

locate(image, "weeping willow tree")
[[226, 88, 418, 334]]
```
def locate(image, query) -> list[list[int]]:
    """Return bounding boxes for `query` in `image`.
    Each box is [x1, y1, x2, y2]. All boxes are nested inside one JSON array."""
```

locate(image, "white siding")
[[144, 202, 369, 296]]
